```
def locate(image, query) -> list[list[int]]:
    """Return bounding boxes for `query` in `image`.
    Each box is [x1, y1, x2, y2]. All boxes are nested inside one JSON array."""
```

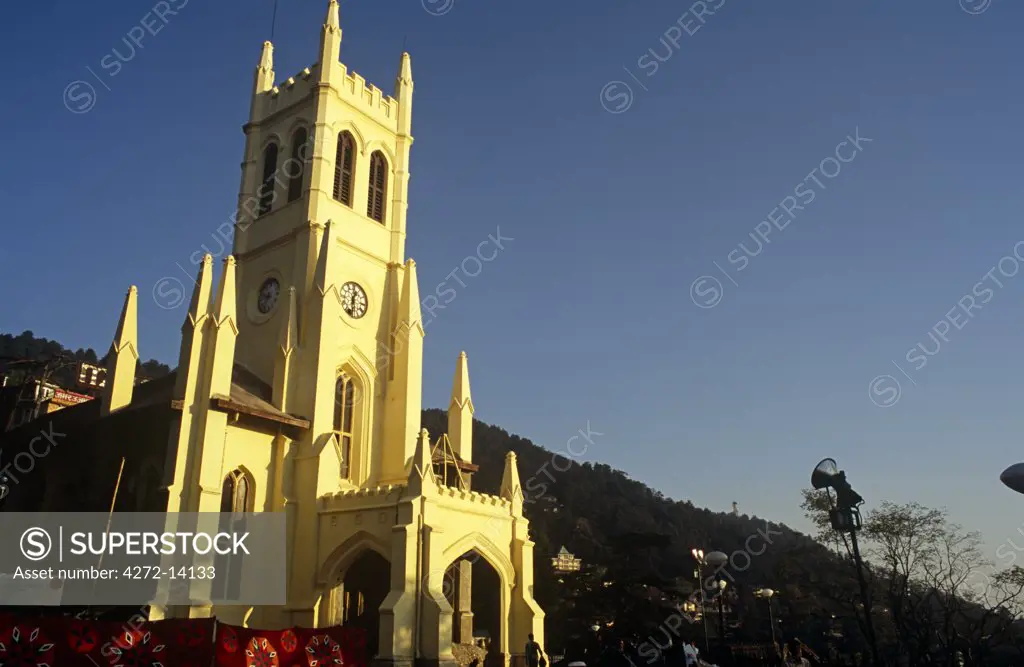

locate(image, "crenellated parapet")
[[334, 65, 400, 130], [437, 485, 511, 511], [318, 480, 512, 512], [319, 483, 402, 512], [255, 63, 400, 130], [258, 67, 317, 120], [251, 46, 401, 134]]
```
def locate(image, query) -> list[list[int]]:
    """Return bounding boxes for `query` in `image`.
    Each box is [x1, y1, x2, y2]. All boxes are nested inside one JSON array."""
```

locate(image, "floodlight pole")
[[692, 550, 711, 654], [849, 526, 882, 667], [699, 571, 710, 655], [816, 460, 884, 667]]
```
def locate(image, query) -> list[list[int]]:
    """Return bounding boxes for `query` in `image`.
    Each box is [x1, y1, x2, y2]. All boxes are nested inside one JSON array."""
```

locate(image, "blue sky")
[[2, 0, 1024, 560]]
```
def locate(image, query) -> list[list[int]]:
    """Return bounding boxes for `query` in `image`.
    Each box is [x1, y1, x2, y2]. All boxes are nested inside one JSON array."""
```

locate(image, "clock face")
[[340, 282, 368, 319], [257, 278, 280, 314]]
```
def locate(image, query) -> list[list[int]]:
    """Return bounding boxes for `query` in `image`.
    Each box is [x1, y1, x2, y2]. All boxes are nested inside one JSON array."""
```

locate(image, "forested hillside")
[[421, 410, 858, 650], [0, 331, 171, 388]]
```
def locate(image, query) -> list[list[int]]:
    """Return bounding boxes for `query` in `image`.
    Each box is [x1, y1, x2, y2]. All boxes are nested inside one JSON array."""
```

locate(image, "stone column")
[[374, 519, 418, 667], [419, 525, 457, 667], [456, 559, 474, 644]]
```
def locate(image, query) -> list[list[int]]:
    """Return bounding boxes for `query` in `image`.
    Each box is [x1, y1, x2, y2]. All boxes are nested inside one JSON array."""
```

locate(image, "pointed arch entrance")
[[342, 550, 390, 658], [444, 548, 505, 667], [319, 533, 391, 660]]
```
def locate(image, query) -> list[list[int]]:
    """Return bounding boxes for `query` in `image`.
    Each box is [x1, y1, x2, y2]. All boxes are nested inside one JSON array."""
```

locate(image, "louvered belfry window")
[[287, 127, 308, 203], [367, 151, 388, 223], [333, 132, 355, 206], [258, 143, 278, 215]]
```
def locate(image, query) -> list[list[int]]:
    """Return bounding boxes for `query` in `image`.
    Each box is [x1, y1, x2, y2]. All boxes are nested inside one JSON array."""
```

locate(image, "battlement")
[[254, 61, 401, 131], [335, 63, 400, 130], [438, 484, 511, 510], [256, 66, 317, 120], [316, 480, 511, 513], [319, 483, 402, 511]]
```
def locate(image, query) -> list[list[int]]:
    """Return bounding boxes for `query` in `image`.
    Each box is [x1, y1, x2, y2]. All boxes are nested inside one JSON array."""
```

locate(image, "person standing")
[[682, 642, 698, 667], [527, 634, 546, 667]]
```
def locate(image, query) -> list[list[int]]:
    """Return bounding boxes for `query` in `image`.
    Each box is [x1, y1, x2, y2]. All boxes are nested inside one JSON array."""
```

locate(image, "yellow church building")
[[0, 3, 544, 666]]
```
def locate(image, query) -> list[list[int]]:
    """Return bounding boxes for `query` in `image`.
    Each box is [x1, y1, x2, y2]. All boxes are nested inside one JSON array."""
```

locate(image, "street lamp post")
[[755, 588, 777, 647], [704, 551, 729, 648], [691, 548, 711, 654], [810, 458, 882, 667], [716, 579, 727, 647]]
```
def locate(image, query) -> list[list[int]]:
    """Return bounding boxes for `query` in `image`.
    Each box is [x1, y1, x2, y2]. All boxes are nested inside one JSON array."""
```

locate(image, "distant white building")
[[552, 546, 582, 572]]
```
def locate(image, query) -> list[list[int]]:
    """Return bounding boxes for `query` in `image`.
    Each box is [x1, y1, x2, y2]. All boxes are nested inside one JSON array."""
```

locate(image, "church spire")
[[396, 52, 413, 94], [213, 257, 237, 328], [448, 351, 474, 462], [405, 428, 437, 497], [101, 285, 139, 415], [319, 0, 342, 78], [325, 0, 340, 31], [206, 257, 238, 397], [254, 40, 275, 95], [390, 51, 414, 260], [500, 451, 524, 516], [381, 259, 424, 485], [395, 51, 413, 136], [173, 255, 213, 401]]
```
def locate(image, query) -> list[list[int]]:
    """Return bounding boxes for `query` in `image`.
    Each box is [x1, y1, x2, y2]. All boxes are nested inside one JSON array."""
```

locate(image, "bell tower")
[[230, 0, 419, 488], [149, 2, 544, 645]]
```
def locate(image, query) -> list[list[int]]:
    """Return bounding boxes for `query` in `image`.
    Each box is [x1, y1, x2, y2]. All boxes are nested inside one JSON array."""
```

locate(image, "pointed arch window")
[[367, 151, 388, 223], [258, 143, 279, 216], [333, 374, 357, 479], [221, 469, 253, 513], [217, 469, 251, 600], [287, 127, 308, 203], [333, 132, 356, 206]]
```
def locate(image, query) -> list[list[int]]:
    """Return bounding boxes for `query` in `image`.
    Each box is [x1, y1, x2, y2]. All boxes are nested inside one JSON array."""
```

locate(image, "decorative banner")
[[215, 622, 367, 667], [0, 614, 215, 667], [0, 615, 368, 667]]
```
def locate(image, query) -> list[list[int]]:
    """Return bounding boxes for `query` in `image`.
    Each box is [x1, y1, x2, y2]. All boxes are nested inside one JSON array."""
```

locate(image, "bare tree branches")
[[800, 493, 1024, 666]]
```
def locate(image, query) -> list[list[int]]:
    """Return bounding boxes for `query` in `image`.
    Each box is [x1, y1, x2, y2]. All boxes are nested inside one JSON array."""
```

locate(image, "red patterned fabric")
[[0, 615, 365, 667], [215, 623, 366, 667], [0, 615, 214, 667]]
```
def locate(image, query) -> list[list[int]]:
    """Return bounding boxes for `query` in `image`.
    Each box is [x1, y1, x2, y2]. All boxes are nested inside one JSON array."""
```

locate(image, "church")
[[0, 3, 545, 666]]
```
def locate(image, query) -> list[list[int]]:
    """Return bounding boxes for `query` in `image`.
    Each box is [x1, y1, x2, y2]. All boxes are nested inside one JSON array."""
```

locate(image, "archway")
[[445, 549, 503, 667], [323, 549, 390, 659]]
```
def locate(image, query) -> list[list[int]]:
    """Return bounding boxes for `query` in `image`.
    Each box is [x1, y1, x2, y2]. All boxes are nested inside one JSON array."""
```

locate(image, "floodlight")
[[1001, 463, 1024, 495], [705, 551, 728, 568], [811, 458, 863, 509], [811, 458, 840, 490]]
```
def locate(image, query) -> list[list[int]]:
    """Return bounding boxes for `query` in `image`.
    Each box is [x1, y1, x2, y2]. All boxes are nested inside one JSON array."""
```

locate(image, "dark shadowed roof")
[[1, 364, 308, 453]]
